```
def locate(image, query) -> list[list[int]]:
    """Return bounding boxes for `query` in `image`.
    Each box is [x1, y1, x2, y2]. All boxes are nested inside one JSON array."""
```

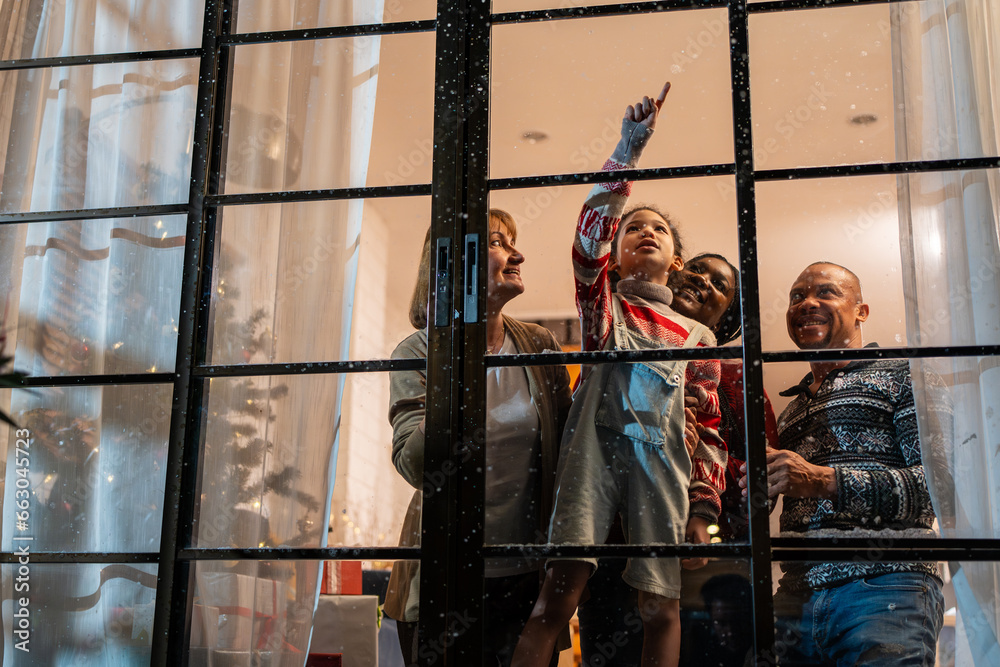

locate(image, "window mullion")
[[419, 0, 489, 663], [151, 0, 234, 663], [728, 0, 777, 662], [456, 0, 493, 659]]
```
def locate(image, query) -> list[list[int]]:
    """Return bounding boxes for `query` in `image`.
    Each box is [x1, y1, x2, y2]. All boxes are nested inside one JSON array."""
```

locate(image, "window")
[[1, 0, 997, 664]]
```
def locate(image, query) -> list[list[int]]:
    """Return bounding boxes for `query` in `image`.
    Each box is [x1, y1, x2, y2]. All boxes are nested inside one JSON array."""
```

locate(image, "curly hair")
[[609, 204, 685, 289]]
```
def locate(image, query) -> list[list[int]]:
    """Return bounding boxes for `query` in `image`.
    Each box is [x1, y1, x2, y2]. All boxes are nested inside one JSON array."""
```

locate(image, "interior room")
[[349, 0, 911, 549], [0, 0, 997, 664]]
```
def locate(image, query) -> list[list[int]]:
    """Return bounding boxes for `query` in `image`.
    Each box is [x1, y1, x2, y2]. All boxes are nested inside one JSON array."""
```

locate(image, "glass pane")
[[756, 175, 908, 354], [475, 556, 752, 666], [195, 373, 414, 550], [189, 559, 316, 662], [190, 559, 403, 664], [222, 32, 434, 193], [896, 168, 1000, 348], [492, 0, 660, 11], [679, 559, 753, 666], [0, 0, 205, 60], [749, 4, 895, 170], [209, 197, 430, 365], [488, 176, 739, 338], [750, 0, 1000, 169], [772, 559, 953, 664], [0, 60, 199, 214], [0, 216, 185, 376], [943, 561, 1000, 664], [235, 0, 435, 33], [893, 0, 1000, 163], [909, 356, 1000, 542], [757, 169, 1000, 351], [490, 10, 734, 179], [0, 562, 158, 664], [1, 385, 172, 553]]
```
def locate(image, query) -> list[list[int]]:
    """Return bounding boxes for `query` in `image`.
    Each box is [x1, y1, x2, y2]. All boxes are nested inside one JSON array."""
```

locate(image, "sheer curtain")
[[192, 0, 385, 662], [1, 0, 383, 663], [0, 0, 198, 663], [893, 0, 1000, 663]]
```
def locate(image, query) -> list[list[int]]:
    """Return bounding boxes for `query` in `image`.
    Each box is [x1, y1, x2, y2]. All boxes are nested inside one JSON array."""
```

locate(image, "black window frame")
[[2, 0, 1000, 664]]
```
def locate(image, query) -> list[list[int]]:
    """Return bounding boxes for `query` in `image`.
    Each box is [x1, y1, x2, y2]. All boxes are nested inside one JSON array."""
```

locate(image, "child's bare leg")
[[638, 591, 681, 667], [511, 561, 591, 667]]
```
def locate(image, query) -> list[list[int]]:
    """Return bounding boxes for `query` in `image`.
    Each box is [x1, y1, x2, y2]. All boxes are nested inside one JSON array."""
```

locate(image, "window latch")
[[434, 238, 451, 327], [463, 233, 479, 324]]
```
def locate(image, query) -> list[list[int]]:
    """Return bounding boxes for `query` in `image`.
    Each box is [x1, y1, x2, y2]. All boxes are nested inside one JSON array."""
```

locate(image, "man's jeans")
[[773, 572, 944, 666]]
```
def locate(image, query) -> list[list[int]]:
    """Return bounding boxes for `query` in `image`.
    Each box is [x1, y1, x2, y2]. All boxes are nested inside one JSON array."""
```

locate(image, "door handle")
[[463, 234, 479, 324], [434, 238, 451, 327]]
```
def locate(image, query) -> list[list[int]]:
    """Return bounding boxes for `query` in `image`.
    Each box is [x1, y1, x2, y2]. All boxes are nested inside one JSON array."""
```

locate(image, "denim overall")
[[548, 295, 707, 598]]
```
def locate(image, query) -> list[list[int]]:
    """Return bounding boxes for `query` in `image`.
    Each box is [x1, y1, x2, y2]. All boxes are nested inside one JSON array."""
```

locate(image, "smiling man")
[[752, 262, 946, 666]]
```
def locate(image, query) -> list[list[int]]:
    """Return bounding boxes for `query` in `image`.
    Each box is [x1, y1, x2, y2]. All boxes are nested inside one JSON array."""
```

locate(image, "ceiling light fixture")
[[849, 113, 879, 126], [521, 130, 549, 144]]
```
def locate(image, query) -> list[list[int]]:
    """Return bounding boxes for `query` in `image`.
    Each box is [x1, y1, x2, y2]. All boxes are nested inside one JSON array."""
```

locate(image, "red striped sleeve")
[[577, 207, 618, 242], [693, 461, 726, 493], [573, 205, 616, 353], [571, 244, 609, 271], [688, 359, 722, 432], [598, 159, 632, 197]]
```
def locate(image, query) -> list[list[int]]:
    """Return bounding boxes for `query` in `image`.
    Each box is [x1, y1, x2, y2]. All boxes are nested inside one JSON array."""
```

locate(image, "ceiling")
[[364, 2, 907, 411]]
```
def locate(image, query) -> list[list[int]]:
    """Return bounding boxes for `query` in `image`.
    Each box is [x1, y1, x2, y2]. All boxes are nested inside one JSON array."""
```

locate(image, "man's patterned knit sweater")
[[776, 345, 947, 592]]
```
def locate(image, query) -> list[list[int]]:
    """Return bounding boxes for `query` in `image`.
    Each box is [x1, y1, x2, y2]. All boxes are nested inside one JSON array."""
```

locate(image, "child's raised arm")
[[573, 82, 672, 351]]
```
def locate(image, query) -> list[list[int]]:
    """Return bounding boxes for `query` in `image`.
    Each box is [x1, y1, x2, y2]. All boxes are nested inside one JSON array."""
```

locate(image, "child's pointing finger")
[[655, 81, 671, 109]]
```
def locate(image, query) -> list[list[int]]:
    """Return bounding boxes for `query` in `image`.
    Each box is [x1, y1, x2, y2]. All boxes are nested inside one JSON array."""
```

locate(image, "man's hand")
[[738, 447, 838, 501], [625, 81, 671, 130], [682, 515, 711, 570]]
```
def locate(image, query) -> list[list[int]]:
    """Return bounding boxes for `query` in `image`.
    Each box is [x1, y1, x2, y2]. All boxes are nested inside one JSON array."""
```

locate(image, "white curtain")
[[1, 0, 382, 663], [0, 0, 197, 663], [192, 0, 384, 662], [893, 0, 1000, 664]]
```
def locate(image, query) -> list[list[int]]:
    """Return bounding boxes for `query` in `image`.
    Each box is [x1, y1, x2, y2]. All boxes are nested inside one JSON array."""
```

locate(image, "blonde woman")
[[384, 210, 572, 666]]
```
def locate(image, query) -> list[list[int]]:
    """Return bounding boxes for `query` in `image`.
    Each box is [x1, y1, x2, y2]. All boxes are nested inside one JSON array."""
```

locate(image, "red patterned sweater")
[[572, 118, 727, 521]]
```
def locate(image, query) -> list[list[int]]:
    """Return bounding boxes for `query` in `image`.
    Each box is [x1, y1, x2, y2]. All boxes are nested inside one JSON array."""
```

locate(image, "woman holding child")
[[384, 212, 572, 667], [669, 254, 780, 543]]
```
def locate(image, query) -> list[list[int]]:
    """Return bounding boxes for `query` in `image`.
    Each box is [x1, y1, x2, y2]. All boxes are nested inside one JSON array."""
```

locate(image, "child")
[[511, 83, 727, 667]]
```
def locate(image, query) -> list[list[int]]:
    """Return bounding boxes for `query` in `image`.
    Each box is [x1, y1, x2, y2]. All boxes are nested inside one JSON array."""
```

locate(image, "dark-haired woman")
[[668, 253, 779, 541], [383, 210, 571, 667]]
